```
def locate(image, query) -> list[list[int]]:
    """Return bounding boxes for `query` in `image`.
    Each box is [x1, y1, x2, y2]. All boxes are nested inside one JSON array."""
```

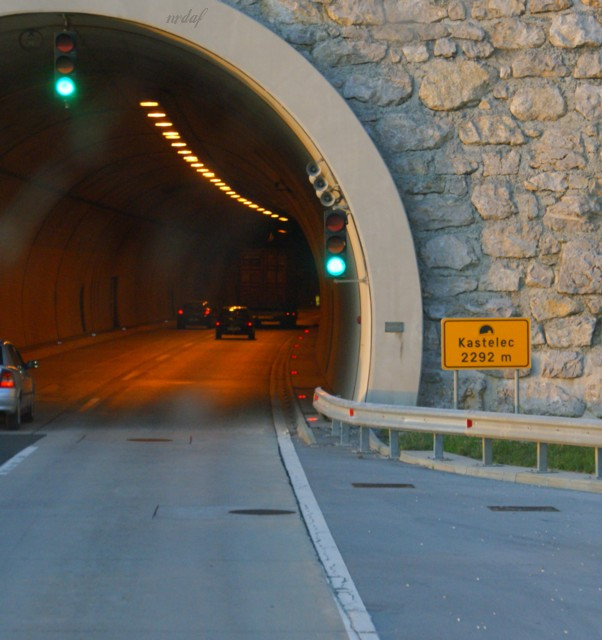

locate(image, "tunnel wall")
[[0, 172, 193, 347], [225, 0, 601, 418]]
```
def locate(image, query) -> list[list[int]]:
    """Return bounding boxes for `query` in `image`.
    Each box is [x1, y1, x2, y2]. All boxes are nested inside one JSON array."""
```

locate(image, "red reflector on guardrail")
[[467, 419, 473, 428], [349, 408, 354, 417]]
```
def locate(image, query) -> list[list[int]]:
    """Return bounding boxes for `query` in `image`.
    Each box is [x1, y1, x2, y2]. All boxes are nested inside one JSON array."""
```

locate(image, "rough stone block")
[[549, 13, 602, 48], [544, 315, 597, 348], [419, 60, 493, 110], [421, 234, 478, 269], [557, 239, 602, 294], [520, 380, 585, 416], [471, 180, 517, 219], [459, 114, 526, 145], [509, 86, 566, 121], [529, 291, 582, 321], [541, 350, 584, 378]]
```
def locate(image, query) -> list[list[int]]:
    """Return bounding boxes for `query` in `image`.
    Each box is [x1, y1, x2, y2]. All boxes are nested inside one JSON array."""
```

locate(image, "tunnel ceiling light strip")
[[139, 99, 288, 232]]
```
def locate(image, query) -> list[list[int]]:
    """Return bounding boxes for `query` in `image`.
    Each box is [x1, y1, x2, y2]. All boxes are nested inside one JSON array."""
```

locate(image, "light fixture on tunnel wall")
[[54, 32, 77, 101], [139, 99, 289, 234], [306, 160, 342, 209]]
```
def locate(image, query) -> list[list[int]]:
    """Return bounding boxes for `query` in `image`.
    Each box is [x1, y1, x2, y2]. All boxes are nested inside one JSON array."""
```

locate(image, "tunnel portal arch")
[[1, 0, 423, 404]]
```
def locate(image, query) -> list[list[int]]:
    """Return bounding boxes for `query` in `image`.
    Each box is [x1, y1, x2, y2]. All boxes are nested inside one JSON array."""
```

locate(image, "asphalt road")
[[0, 325, 348, 639]]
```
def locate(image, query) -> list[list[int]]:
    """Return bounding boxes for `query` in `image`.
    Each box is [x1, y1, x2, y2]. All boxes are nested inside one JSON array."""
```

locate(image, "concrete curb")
[[398, 450, 602, 494]]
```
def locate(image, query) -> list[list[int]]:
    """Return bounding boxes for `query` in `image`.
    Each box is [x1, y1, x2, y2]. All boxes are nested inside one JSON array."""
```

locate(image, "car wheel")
[[22, 398, 34, 423], [6, 400, 21, 431]]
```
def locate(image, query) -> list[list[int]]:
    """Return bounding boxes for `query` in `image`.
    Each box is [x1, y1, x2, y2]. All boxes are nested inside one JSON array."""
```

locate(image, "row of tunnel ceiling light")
[[139, 101, 288, 233]]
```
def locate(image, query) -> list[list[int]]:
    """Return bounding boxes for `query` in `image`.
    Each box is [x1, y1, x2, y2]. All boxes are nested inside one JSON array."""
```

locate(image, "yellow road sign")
[[441, 317, 531, 370]]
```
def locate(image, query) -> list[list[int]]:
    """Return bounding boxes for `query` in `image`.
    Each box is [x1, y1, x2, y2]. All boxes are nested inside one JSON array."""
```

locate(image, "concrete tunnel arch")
[[0, 0, 423, 405]]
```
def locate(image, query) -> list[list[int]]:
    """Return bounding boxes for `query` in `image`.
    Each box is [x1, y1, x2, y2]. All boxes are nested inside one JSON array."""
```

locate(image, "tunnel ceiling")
[[0, 12, 322, 252]]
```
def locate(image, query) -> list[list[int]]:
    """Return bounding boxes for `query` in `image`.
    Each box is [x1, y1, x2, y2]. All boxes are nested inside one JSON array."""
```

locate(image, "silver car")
[[0, 341, 37, 430]]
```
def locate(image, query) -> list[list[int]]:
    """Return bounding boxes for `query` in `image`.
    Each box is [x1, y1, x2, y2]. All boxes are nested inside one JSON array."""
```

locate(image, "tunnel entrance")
[[0, 2, 423, 404]]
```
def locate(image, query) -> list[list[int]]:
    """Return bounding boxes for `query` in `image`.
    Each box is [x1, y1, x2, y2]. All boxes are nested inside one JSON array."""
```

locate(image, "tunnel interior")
[[0, 12, 364, 391]]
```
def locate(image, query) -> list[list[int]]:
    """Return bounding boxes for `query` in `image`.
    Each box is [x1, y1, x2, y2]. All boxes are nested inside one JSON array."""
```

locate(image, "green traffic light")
[[55, 76, 76, 97], [326, 255, 346, 277]]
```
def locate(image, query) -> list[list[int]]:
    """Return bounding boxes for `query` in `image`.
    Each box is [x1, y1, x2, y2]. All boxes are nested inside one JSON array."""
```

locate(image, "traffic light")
[[54, 32, 77, 99], [324, 208, 348, 277]]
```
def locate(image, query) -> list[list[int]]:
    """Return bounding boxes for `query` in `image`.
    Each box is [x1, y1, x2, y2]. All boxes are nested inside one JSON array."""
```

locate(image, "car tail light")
[[177, 309, 184, 315], [247, 322, 253, 327], [215, 321, 221, 327], [0, 370, 15, 388]]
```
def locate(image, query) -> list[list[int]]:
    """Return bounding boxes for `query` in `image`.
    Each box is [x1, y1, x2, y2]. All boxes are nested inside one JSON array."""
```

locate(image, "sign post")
[[439, 317, 531, 464]]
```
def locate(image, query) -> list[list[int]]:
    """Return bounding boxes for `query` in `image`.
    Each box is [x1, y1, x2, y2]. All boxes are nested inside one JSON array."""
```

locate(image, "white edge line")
[[0, 445, 38, 476], [271, 343, 379, 640], [276, 428, 380, 639]]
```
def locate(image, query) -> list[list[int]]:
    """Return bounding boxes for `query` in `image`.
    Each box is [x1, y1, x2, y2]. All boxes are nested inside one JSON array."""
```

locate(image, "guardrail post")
[[331, 419, 341, 437], [389, 429, 400, 459], [596, 448, 601, 480], [536, 443, 548, 473], [433, 434, 444, 460], [359, 427, 370, 453], [340, 422, 350, 446], [482, 438, 493, 466]]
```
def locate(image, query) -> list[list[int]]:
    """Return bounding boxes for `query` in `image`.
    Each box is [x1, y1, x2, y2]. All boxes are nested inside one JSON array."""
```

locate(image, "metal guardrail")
[[313, 387, 602, 479]]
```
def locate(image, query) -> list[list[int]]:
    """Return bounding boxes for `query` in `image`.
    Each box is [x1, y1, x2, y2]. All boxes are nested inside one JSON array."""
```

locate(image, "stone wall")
[[225, 0, 601, 417]]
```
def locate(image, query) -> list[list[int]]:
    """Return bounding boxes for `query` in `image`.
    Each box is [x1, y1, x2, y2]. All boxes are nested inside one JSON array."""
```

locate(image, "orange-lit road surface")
[[0, 324, 349, 639]]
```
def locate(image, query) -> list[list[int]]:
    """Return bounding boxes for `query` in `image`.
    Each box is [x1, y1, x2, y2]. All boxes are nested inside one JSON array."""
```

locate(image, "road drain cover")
[[128, 438, 172, 442], [352, 483, 415, 489], [488, 506, 559, 512], [229, 509, 296, 516]]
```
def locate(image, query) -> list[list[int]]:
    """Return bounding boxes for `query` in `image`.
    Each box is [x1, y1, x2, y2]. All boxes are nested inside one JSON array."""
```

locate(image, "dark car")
[[0, 340, 38, 430], [215, 306, 256, 340], [176, 300, 213, 329]]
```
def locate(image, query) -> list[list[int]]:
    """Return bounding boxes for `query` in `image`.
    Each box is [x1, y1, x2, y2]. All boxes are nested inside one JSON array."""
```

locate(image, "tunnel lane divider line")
[[270, 339, 380, 640], [79, 397, 100, 413], [122, 370, 141, 381], [155, 354, 169, 362]]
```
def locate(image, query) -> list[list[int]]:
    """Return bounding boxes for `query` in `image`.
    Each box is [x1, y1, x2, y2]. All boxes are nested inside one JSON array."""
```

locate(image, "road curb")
[[398, 450, 602, 494]]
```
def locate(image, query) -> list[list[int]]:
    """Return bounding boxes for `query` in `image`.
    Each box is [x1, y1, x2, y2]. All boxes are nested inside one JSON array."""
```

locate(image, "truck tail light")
[[0, 371, 15, 388]]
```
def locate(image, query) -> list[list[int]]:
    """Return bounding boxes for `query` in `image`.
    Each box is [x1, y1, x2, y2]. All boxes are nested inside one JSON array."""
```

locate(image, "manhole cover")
[[352, 483, 415, 489], [488, 506, 559, 512], [128, 438, 172, 442], [229, 509, 296, 516]]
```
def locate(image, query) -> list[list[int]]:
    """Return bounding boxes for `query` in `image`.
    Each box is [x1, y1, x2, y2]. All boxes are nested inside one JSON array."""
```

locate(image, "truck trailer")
[[238, 248, 298, 328]]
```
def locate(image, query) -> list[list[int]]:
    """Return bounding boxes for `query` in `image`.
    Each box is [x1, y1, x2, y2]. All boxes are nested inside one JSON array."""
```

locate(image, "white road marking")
[[0, 446, 38, 476], [271, 348, 380, 640], [79, 397, 100, 412]]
